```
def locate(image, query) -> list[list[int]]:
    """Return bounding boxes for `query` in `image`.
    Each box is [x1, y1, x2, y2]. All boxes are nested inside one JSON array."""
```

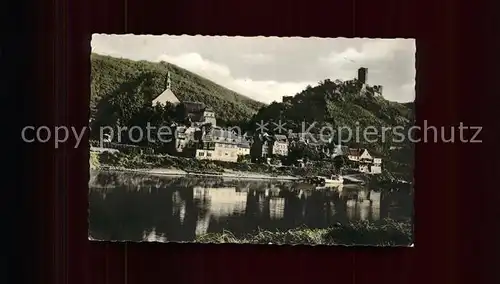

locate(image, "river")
[[89, 170, 413, 242]]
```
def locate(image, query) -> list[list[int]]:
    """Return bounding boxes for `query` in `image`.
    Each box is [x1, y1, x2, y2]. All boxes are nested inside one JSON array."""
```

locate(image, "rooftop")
[[238, 142, 251, 148], [203, 128, 242, 144], [152, 89, 180, 106], [274, 134, 288, 142]]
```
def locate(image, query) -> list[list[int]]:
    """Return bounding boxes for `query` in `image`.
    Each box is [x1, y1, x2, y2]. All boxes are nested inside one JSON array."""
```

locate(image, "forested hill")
[[90, 53, 265, 124], [250, 79, 414, 153], [248, 78, 414, 180], [251, 78, 414, 131]]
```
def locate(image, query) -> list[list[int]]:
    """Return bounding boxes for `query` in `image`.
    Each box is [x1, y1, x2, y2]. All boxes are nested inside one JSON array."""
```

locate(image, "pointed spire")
[[165, 71, 172, 90]]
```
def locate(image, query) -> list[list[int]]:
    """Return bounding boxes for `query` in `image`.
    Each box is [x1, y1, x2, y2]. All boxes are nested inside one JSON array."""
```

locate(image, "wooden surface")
[[10, 0, 498, 283]]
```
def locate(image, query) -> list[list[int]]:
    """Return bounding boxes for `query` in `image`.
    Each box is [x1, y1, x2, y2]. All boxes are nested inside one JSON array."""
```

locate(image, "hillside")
[[90, 53, 265, 125], [249, 78, 415, 179], [251, 79, 414, 132]]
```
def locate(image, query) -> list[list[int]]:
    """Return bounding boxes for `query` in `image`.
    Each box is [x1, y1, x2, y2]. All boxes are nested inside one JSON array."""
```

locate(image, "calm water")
[[89, 170, 413, 242]]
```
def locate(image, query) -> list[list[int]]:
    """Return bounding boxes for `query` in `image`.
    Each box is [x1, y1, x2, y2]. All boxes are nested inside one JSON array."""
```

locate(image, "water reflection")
[[89, 170, 413, 242]]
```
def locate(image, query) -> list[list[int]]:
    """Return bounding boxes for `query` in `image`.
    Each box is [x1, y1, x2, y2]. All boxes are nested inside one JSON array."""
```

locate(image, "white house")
[[370, 166, 382, 174], [371, 158, 382, 174], [237, 142, 251, 156], [195, 129, 241, 163], [346, 148, 383, 174], [201, 108, 217, 127], [347, 148, 372, 162], [271, 134, 289, 156]]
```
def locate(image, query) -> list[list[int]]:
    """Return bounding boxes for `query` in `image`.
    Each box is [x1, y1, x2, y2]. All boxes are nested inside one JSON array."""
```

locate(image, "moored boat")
[[318, 175, 344, 185], [301, 174, 344, 186]]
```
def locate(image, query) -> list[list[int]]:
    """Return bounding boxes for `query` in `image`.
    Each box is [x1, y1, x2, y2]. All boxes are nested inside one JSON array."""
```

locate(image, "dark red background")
[[15, 0, 499, 283]]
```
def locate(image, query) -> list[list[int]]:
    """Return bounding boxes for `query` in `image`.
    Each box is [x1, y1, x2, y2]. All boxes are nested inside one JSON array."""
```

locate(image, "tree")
[[333, 155, 346, 173], [237, 155, 251, 163]]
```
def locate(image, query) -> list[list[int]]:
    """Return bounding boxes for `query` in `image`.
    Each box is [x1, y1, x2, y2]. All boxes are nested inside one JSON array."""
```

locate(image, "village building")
[[241, 132, 254, 149], [250, 133, 272, 160], [195, 128, 242, 163], [251, 133, 289, 161], [271, 134, 289, 156], [332, 145, 349, 157], [282, 96, 293, 103], [152, 71, 181, 106], [359, 164, 370, 173], [287, 132, 338, 159], [168, 125, 199, 156], [371, 158, 382, 174], [237, 141, 251, 157], [201, 107, 216, 126], [347, 148, 372, 162], [345, 148, 383, 174], [179, 101, 217, 127], [287, 132, 305, 149]]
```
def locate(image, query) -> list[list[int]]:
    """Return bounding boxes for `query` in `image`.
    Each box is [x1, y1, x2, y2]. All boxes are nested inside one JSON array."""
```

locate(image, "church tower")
[[165, 71, 172, 90], [153, 70, 181, 106]]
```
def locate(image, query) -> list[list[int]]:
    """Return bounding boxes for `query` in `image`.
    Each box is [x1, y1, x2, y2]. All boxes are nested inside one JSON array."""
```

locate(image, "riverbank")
[[98, 166, 300, 181], [91, 151, 410, 186], [195, 219, 413, 246], [92, 151, 326, 180]]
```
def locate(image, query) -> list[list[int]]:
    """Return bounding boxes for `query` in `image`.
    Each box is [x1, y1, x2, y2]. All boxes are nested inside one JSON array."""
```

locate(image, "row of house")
[[250, 132, 382, 174], [194, 128, 250, 162], [151, 70, 382, 173], [150, 71, 251, 163], [346, 148, 382, 174], [169, 121, 382, 173]]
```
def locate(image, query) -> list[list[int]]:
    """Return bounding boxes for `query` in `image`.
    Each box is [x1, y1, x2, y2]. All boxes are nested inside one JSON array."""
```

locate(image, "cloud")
[[322, 39, 411, 64], [240, 53, 275, 64], [91, 35, 415, 103], [231, 79, 313, 104], [318, 39, 415, 101], [158, 53, 231, 78], [156, 52, 311, 104]]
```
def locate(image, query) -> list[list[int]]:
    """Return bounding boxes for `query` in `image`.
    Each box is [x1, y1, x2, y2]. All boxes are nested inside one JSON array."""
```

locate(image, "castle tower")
[[357, 67, 368, 85]]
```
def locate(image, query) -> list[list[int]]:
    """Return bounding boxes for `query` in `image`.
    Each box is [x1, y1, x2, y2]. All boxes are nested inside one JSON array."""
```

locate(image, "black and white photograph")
[[88, 35, 415, 246]]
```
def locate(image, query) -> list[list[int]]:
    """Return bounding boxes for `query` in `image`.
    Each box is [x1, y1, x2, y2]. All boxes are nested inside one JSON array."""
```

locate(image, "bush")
[[89, 151, 100, 170], [322, 219, 413, 246], [195, 219, 413, 246]]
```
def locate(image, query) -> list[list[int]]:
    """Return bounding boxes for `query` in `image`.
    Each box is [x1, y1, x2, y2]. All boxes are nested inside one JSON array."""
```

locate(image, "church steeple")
[[153, 69, 181, 106], [165, 71, 172, 90]]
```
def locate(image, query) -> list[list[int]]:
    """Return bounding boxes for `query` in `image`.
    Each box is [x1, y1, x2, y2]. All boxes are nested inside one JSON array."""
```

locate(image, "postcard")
[[89, 34, 415, 246]]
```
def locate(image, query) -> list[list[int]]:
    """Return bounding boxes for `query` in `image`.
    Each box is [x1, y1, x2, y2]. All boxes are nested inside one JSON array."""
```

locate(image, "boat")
[[300, 174, 344, 186], [317, 174, 344, 185]]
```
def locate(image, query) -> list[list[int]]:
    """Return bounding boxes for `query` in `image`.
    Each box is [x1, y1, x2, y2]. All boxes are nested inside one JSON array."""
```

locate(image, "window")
[[198, 152, 205, 156], [207, 152, 212, 157]]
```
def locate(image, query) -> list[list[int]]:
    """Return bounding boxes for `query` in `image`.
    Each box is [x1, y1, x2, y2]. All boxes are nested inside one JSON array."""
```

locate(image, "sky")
[[91, 34, 415, 104]]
